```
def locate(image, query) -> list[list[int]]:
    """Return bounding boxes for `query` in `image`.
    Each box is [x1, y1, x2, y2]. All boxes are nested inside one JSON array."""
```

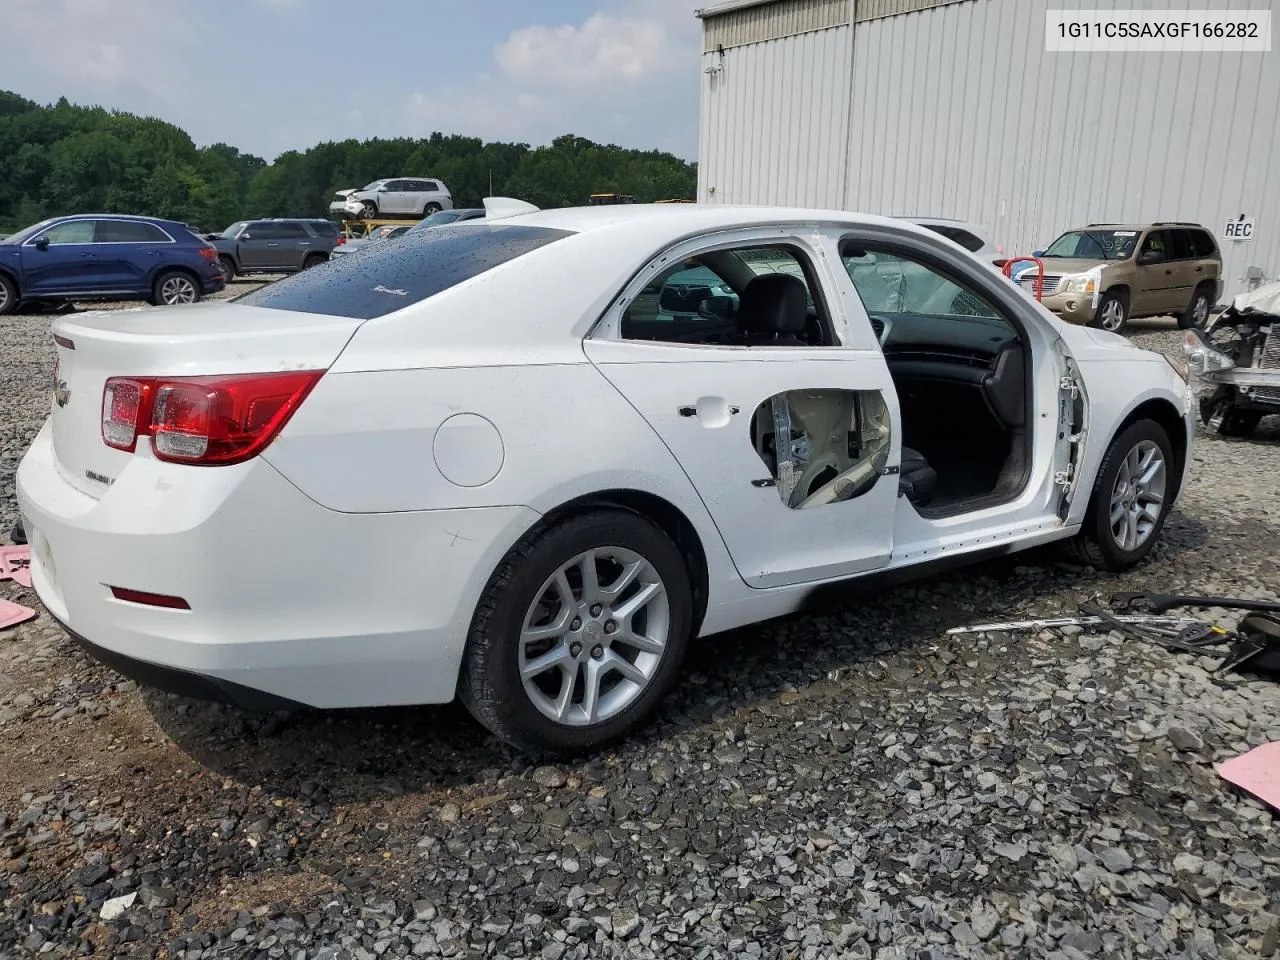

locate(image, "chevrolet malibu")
[[17, 200, 1194, 754]]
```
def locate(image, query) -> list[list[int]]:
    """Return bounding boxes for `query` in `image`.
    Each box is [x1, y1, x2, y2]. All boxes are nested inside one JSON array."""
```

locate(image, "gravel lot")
[[1, 295, 1279, 959]]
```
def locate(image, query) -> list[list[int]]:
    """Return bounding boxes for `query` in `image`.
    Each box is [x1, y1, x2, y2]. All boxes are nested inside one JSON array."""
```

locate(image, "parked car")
[[330, 224, 413, 261], [18, 202, 1192, 754], [1018, 222, 1222, 333], [406, 208, 486, 231], [209, 219, 339, 281], [330, 178, 453, 221], [0, 214, 224, 314], [1184, 279, 1280, 436]]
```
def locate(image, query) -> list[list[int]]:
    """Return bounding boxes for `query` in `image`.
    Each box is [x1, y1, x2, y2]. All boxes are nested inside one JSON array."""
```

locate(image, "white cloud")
[[403, 0, 701, 157], [0, 0, 205, 134], [496, 14, 667, 86]]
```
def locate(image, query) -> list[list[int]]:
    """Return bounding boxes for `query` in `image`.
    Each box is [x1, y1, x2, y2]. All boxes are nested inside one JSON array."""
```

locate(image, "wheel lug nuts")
[[570, 642, 582, 657], [570, 617, 581, 630], [591, 645, 604, 659], [590, 604, 603, 617], [604, 621, 617, 634]]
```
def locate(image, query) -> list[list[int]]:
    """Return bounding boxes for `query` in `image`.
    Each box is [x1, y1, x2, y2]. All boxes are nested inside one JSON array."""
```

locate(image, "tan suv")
[[1019, 222, 1222, 332]]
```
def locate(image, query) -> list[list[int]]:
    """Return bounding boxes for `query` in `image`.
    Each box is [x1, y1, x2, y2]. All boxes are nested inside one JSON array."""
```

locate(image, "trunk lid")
[[49, 301, 360, 498]]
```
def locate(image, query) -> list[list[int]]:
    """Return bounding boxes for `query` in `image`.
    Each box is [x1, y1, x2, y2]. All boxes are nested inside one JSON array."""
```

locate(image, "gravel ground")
[[1, 303, 1278, 960]]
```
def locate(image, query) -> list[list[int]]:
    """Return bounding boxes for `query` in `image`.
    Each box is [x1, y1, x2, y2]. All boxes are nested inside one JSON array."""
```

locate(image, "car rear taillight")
[[197, 246, 218, 260], [101, 371, 322, 465], [336, 235, 346, 245]]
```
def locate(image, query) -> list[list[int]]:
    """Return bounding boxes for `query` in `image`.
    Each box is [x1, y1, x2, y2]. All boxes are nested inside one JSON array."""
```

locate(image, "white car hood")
[[1232, 279, 1280, 315], [1054, 318, 1154, 362]]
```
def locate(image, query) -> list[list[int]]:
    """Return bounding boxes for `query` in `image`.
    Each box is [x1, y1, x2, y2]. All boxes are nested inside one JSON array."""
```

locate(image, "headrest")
[[739, 273, 808, 336]]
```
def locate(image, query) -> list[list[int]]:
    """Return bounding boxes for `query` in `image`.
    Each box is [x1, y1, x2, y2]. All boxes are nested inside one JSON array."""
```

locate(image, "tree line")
[[0, 91, 698, 233]]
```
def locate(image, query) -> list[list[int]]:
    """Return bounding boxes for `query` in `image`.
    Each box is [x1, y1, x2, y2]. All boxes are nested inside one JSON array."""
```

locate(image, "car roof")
[[51, 213, 172, 223], [498, 203, 935, 237]]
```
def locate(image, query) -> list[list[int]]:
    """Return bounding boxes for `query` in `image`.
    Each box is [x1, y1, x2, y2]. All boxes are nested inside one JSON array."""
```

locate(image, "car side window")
[[1138, 231, 1167, 262], [246, 222, 279, 240], [97, 220, 168, 243], [276, 222, 308, 239], [1190, 229, 1216, 258], [1169, 229, 1193, 261], [619, 243, 832, 347], [422, 181, 440, 192], [842, 247, 1001, 320], [37, 221, 96, 245], [385, 180, 407, 192]]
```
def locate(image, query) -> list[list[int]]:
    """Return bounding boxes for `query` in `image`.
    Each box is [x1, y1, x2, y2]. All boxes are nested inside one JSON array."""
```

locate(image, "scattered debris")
[[1112, 591, 1280, 615], [0, 544, 31, 588], [1218, 741, 1280, 812], [0, 597, 36, 630], [99, 892, 137, 921], [946, 614, 1203, 635]]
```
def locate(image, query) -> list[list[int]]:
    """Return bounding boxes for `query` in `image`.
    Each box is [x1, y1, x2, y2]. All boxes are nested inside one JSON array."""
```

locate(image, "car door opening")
[[841, 242, 1032, 518]]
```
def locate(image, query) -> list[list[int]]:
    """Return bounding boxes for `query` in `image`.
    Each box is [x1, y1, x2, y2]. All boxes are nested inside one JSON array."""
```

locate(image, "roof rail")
[[1152, 221, 1202, 227]]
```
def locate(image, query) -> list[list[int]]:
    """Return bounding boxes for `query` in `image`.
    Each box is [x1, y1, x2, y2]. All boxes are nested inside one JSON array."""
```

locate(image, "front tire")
[[459, 509, 693, 755], [1064, 419, 1174, 570], [1201, 394, 1261, 437], [361, 201, 378, 220], [1091, 291, 1129, 333], [1179, 285, 1212, 330], [0, 273, 17, 316], [151, 270, 200, 306]]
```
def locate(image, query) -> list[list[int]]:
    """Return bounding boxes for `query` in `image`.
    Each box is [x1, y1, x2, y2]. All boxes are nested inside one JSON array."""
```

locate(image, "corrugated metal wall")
[[698, 23, 854, 207], [703, 0, 849, 51], [698, 0, 1279, 301]]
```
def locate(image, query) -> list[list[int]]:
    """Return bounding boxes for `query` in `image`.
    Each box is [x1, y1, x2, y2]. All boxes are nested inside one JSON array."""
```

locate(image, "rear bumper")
[[60, 617, 305, 711], [16, 422, 539, 708]]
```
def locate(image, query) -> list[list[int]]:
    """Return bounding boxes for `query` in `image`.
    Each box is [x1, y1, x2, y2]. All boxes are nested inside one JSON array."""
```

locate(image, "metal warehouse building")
[[695, 0, 1278, 302]]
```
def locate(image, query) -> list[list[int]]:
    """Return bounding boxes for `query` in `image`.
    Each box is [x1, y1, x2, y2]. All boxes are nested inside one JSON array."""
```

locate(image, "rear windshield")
[[234, 223, 574, 320]]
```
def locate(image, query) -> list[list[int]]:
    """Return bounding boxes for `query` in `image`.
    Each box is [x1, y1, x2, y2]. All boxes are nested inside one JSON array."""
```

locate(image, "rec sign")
[[1223, 215, 1256, 241]]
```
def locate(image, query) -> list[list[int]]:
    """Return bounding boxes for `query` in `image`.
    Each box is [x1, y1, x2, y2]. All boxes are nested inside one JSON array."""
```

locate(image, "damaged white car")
[[1184, 280, 1280, 436], [18, 201, 1194, 753]]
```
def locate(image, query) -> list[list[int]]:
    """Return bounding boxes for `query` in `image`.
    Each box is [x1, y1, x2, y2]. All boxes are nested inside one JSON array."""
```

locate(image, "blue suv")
[[0, 214, 226, 315]]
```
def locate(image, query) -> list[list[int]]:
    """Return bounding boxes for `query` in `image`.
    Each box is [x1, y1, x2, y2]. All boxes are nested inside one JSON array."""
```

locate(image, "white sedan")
[[17, 200, 1194, 753]]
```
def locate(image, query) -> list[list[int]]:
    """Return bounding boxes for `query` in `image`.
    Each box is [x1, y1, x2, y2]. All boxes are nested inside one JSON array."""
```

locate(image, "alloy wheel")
[[1193, 295, 1210, 328], [518, 547, 670, 726], [0, 283, 9, 314], [160, 276, 197, 304], [1100, 299, 1125, 332], [1108, 439, 1167, 551]]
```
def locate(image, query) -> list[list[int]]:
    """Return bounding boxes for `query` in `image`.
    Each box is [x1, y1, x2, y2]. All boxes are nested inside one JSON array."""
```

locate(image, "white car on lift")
[[18, 200, 1193, 754]]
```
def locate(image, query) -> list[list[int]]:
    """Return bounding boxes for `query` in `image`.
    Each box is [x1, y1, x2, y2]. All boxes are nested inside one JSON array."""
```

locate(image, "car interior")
[[619, 242, 1032, 518]]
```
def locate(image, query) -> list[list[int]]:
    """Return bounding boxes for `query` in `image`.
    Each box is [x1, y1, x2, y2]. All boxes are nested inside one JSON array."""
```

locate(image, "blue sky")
[[0, 0, 701, 160]]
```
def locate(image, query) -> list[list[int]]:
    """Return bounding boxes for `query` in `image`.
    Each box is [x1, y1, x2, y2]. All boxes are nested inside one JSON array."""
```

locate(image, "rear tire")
[[0, 273, 16, 316], [301, 253, 326, 270], [423, 202, 442, 216], [1063, 419, 1174, 571], [151, 270, 201, 306], [1179, 285, 1212, 329], [459, 509, 693, 755], [1091, 291, 1129, 333], [218, 256, 237, 283]]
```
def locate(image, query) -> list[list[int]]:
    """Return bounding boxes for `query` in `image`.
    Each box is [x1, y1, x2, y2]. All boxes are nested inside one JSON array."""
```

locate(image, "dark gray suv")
[[208, 219, 340, 281]]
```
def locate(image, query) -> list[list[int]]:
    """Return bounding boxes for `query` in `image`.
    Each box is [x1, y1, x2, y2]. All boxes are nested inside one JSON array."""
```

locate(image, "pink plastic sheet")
[[1218, 741, 1280, 812], [0, 597, 35, 629], [0, 545, 31, 588]]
